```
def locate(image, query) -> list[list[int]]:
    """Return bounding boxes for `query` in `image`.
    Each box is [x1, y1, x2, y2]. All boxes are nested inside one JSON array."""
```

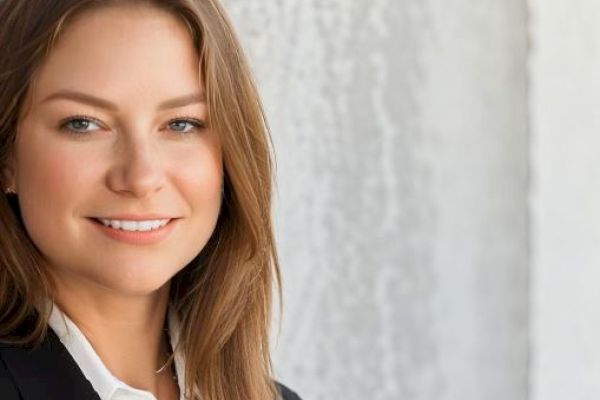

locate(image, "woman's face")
[[7, 4, 223, 295]]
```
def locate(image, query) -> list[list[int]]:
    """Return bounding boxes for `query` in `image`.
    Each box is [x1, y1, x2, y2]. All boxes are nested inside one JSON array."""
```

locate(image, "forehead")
[[26, 3, 202, 112]]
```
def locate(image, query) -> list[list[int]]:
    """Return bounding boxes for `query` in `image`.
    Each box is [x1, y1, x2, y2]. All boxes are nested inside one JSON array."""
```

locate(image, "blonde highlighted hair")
[[0, 0, 283, 399]]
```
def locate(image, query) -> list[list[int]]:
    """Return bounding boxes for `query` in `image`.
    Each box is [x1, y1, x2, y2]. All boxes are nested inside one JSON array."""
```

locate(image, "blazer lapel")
[[0, 328, 100, 400]]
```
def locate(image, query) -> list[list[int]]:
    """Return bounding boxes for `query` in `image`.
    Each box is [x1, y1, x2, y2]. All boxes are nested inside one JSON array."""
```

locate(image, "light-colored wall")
[[530, 1, 600, 400], [223, 1, 530, 399]]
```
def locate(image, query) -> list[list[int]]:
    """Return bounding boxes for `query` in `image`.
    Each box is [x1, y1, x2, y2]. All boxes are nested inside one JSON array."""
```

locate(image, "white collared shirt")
[[47, 303, 187, 400]]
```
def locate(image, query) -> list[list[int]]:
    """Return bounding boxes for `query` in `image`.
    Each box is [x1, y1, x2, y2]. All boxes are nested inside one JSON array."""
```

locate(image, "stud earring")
[[5, 187, 16, 195]]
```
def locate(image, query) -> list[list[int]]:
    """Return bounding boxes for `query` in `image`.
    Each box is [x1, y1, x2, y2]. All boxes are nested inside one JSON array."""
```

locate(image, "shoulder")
[[275, 380, 303, 400], [0, 349, 21, 399], [0, 330, 100, 400]]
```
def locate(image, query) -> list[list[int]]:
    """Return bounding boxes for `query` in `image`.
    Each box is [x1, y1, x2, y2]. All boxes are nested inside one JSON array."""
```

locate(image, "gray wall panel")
[[530, 1, 600, 399], [223, 1, 529, 399]]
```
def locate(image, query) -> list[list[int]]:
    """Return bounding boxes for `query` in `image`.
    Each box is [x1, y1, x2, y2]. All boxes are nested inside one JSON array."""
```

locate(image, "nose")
[[105, 135, 165, 199]]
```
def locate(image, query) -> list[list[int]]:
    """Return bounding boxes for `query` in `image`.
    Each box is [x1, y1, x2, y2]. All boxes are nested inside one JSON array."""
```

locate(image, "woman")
[[0, 0, 301, 399]]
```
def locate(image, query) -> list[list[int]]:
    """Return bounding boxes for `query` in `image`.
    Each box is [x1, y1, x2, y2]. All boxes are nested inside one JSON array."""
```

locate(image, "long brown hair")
[[0, 0, 283, 399]]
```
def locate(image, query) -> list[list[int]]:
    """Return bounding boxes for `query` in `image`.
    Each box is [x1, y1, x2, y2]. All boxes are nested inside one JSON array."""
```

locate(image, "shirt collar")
[[47, 301, 186, 400]]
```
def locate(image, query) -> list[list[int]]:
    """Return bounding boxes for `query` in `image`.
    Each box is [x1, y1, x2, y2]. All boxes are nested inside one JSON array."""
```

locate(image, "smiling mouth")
[[87, 216, 178, 245], [88, 217, 175, 232]]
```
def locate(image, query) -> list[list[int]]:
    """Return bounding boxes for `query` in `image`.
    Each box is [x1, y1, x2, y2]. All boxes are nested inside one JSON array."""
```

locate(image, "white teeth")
[[98, 219, 170, 232], [109, 220, 121, 229]]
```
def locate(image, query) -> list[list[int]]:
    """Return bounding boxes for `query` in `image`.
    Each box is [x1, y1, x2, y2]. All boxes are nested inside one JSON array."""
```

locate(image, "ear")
[[1, 158, 16, 193]]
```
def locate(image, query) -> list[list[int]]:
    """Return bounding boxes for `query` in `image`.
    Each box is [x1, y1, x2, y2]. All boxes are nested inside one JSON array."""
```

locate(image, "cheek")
[[15, 135, 99, 235], [172, 142, 223, 247], [174, 140, 223, 201]]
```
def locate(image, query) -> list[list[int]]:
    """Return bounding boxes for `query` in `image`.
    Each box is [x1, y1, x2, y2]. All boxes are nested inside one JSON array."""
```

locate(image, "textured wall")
[[223, 1, 529, 399], [530, 1, 600, 399]]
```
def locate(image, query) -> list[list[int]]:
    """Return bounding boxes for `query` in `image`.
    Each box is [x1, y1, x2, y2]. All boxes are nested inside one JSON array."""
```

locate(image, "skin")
[[4, 3, 223, 398]]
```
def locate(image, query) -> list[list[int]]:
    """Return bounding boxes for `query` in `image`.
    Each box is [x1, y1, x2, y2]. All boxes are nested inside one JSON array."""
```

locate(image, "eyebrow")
[[41, 90, 206, 111]]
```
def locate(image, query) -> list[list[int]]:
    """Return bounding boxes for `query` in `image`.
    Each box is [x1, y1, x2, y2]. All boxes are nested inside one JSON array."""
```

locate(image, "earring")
[[5, 187, 15, 195]]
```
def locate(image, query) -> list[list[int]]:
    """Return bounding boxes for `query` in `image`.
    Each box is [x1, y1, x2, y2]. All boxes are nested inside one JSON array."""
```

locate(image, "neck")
[[50, 272, 173, 395]]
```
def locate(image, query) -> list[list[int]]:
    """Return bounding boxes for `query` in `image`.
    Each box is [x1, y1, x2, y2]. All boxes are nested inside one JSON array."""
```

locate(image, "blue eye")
[[59, 115, 206, 136], [61, 117, 102, 134], [168, 118, 205, 133]]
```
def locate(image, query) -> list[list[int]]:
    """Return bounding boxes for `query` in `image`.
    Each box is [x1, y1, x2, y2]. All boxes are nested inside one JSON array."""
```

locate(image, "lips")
[[91, 218, 170, 231], [88, 217, 178, 245]]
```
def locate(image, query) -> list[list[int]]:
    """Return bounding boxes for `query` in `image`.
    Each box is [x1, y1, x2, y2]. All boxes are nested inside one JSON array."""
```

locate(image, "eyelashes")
[[166, 117, 206, 133], [58, 114, 207, 136], [60, 115, 102, 134]]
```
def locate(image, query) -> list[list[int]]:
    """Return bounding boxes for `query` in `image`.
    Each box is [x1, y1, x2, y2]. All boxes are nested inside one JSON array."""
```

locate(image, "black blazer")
[[0, 328, 302, 400]]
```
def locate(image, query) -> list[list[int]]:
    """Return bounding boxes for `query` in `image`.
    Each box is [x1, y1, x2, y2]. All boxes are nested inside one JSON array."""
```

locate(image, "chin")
[[44, 267, 172, 302], [101, 275, 173, 296], [44, 246, 197, 298]]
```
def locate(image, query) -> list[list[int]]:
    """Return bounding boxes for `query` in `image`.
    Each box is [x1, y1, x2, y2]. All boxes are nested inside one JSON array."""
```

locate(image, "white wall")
[[223, 1, 530, 399], [530, 1, 600, 399]]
